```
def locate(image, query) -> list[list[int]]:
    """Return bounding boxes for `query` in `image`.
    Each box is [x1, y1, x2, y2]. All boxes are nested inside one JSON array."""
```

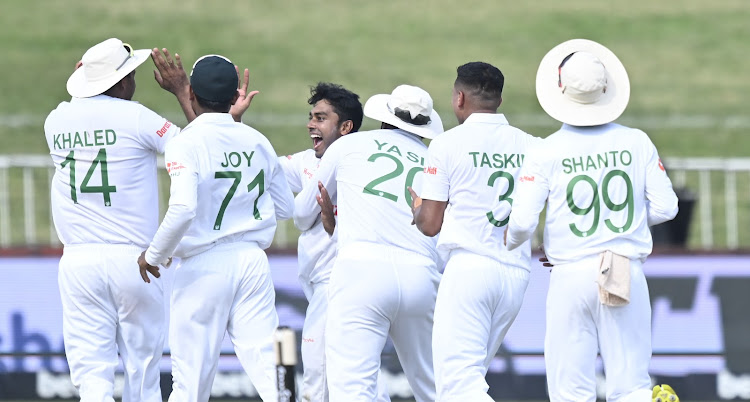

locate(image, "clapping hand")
[[151, 48, 189, 96], [230, 66, 260, 122], [316, 181, 336, 236]]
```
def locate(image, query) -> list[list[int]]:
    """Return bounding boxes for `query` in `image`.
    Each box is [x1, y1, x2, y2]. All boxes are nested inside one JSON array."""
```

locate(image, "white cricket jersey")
[[278, 149, 336, 285], [420, 113, 540, 271], [506, 123, 679, 265], [294, 129, 438, 261], [44, 95, 180, 247], [145, 113, 294, 265]]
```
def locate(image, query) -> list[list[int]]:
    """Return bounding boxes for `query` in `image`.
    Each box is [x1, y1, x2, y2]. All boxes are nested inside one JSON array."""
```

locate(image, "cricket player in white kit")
[[45, 38, 193, 402], [138, 55, 294, 402], [505, 39, 679, 401], [294, 85, 444, 402], [277, 82, 366, 402], [411, 62, 540, 401]]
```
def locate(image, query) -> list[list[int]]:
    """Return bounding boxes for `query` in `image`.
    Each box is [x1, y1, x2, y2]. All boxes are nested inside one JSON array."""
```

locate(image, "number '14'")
[[59, 149, 117, 206]]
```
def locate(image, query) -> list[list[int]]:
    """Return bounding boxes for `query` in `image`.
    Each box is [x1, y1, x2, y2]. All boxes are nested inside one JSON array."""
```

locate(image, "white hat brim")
[[66, 48, 151, 98], [536, 39, 630, 127], [363, 94, 444, 139]]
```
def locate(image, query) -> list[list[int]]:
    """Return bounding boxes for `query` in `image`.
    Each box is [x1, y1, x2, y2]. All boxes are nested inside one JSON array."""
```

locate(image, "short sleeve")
[[420, 138, 450, 202], [137, 105, 180, 154]]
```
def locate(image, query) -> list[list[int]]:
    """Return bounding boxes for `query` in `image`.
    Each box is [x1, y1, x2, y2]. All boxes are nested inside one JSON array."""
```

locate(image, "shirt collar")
[[186, 112, 235, 128], [561, 122, 613, 133], [464, 113, 509, 125]]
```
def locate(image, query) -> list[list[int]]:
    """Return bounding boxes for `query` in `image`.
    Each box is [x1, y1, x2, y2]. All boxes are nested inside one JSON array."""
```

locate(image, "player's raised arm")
[[151, 47, 196, 123], [642, 136, 679, 226]]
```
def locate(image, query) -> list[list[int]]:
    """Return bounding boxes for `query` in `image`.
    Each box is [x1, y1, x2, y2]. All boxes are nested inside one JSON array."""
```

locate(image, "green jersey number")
[[566, 169, 634, 237], [362, 153, 422, 207], [59, 149, 117, 206], [213, 169, 265, 230], [485, 170, 514, 227]]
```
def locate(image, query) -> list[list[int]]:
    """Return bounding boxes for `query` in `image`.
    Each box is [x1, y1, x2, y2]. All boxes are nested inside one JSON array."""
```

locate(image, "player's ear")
[[339, 120, 354, 136], [188, 86, 196, 101], [457, 90, 465, 108]]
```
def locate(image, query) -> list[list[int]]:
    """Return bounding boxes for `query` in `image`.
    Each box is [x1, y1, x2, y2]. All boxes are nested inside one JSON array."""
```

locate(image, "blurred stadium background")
[[1, 0, 749, 400]]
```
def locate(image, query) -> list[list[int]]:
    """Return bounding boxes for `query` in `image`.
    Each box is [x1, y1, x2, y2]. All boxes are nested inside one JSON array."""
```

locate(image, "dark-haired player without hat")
[[277, 83, 389, 401], [294, 84, 444, 402], [138, 55, 294, 402], [410, 62, 541, 401]]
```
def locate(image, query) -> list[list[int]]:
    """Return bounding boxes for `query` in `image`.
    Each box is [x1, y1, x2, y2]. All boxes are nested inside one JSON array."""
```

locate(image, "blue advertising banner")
[[1, 254, 749, 400]]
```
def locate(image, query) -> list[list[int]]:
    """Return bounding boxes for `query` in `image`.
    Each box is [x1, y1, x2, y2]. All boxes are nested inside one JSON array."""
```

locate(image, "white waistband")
[[63, 243, 144, 255], [338, 241, 434, 263]]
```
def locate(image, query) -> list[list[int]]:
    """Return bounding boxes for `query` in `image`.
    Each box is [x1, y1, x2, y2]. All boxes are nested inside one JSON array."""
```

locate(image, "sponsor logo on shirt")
[[166, 161, 186, 176], [286, 155, 293, 159], [424, 166, 437, 175], [303, 168, 314, 179], [520, 175, 535, 182], [658, 158, 666, 172], [156, 121, 173, 137]]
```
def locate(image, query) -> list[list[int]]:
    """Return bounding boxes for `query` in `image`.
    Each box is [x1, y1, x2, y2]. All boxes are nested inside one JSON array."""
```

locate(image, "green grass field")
[[1, 0, 749, 250], [2, 0, 749, 156]]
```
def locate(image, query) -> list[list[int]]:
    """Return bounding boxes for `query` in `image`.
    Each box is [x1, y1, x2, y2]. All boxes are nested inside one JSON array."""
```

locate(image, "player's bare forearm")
[[408, 187, 445, 237]]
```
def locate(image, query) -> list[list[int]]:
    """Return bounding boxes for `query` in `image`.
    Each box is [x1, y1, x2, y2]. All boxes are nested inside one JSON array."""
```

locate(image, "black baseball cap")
[[190, 55, 238, 102]]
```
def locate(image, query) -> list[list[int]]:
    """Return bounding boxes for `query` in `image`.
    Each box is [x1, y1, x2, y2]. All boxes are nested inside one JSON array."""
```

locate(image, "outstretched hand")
[[316, 181, 336, 236], [230, 66, 260, 122], [151, 48, 189, 96]]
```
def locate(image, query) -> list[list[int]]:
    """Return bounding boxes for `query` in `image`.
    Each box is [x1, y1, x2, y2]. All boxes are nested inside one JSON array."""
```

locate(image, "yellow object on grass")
[[652, 384, 679, 402]]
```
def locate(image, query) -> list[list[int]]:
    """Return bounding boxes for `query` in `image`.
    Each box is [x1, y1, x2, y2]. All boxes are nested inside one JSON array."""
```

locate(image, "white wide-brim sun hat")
[[364, 84, 444, 139], [536, 39, 630, 127], [67, 38, 151, 98]]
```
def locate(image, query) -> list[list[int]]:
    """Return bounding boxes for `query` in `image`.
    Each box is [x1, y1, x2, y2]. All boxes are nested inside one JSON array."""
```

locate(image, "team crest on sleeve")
[[156, 121, 173, 137]]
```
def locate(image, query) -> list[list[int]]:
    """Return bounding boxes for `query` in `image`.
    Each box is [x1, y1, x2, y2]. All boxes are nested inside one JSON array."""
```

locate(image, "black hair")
[[195, 94, 232, 113], [455, 62, 504, 104], [308, 82, 363, 132]]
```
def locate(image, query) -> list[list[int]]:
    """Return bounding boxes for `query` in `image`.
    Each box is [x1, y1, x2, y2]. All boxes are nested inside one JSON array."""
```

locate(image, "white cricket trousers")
[[545, 256, 652, 402], [167, 242, 278, 402], [300, 280, 390, 402], [300, 280, 329, 402], [58, 244, 164, 402], [326, 242, 441, 402], [432, 250, 529, 402]]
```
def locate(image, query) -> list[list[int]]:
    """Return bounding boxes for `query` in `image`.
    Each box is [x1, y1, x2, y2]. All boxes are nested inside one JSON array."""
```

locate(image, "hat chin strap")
[[562, 84, 607, 104]]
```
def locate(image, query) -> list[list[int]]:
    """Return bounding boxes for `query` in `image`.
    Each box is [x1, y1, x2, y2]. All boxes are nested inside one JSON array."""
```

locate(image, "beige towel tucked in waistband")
[[597, 250, 631, 306]]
